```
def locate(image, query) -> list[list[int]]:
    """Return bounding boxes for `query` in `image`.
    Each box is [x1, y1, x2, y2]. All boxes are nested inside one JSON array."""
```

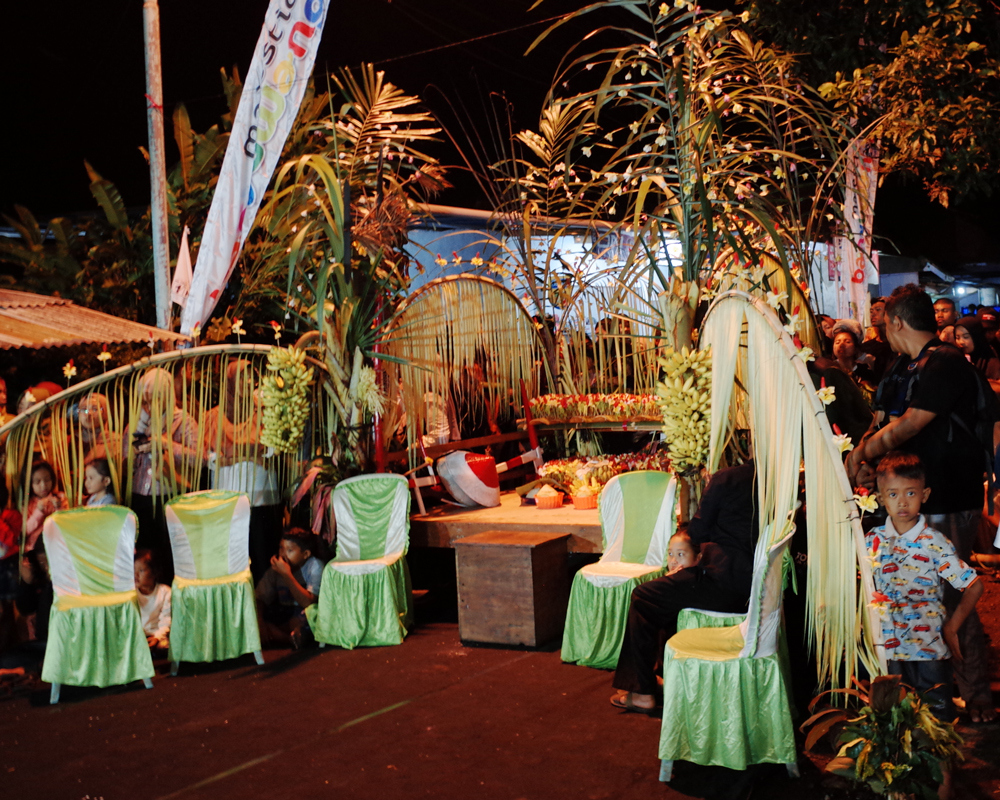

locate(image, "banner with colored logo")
[[180, 0, 331, 334]]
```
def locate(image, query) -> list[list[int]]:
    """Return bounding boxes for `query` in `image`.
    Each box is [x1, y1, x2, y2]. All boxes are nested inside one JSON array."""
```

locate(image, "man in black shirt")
[[847, 284, 998, 723], [610, 462, 757, 713]]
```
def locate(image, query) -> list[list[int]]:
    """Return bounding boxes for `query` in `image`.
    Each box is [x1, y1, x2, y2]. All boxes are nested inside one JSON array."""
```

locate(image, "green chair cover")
[[658, 528, 797, 779], [41, 506, 154, 702], [561, 471, 677, 669], [165, 490, 262, 672], [308, 474, 412, 650]]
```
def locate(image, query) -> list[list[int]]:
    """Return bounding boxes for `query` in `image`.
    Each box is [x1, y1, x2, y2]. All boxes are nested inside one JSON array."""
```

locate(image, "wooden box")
[[454, 530, 571, 647]]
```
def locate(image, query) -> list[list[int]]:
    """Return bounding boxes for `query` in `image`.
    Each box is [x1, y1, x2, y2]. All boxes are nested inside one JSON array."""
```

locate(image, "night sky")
[[4, 0, 998, 271]]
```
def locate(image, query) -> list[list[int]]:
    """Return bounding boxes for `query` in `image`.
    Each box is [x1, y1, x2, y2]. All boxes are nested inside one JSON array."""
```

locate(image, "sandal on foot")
[[969, 703, 997, 724], [610, 691, 658, 716]]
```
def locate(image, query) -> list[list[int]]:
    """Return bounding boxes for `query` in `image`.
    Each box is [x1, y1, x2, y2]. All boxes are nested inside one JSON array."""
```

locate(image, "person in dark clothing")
[[610, 462, 758, 713], [860, 296, 895, 383], [847, 284, 1000, 723], [809, 358, 873, 446]]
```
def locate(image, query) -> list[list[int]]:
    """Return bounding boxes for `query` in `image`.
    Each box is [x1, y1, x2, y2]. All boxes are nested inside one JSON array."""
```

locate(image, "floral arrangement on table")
[[538, 452, 672, 491], [528, 393, 661, 423]]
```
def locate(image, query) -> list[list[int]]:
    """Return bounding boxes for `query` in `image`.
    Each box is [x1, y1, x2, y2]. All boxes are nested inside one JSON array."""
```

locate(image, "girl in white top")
[[134, 549, 171, 650]]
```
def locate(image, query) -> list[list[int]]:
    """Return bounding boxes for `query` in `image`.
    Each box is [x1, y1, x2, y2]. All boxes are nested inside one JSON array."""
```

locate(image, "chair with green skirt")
[[561, 471, 677, 670], [41, 506, 154, 704], [658, 526, 798, 781], [309, 473, 412, 649], [165, 490, 263, 675]]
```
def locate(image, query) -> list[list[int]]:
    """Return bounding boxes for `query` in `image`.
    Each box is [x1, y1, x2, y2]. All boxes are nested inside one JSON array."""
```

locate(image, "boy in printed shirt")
[[867, 452, 984, 720]]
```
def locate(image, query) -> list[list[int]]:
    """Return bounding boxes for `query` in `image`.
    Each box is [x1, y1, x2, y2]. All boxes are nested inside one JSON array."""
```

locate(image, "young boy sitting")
[[867, 451, 984, 720], [255, 528, 324, 649]]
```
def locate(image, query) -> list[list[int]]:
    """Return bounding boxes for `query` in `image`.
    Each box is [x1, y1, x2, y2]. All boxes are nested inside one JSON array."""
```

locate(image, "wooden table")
[[410, 491, 603, 553], [454, 530, 571, 648]]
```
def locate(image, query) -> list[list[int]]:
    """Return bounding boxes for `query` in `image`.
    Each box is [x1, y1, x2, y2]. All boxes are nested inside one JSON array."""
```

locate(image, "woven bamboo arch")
[[701, 290, 884, 690], [1, 345, 330, 546], [382, 275, 545, 459]]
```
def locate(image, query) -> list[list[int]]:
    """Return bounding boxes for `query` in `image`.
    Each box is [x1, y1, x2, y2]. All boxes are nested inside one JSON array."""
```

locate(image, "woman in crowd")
[[954, 315, 1000, 393], [831, 319, 878, 404]]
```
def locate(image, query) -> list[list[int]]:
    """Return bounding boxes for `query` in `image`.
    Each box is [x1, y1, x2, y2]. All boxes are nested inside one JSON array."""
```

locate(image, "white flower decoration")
[[833, 433, 854, 453], [816, 386, 836, 405]]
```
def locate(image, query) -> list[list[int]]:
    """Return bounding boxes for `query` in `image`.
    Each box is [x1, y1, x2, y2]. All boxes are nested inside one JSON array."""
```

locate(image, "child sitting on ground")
[[134, 550, 171, 651], [255, 528, 323, 648], [84, 458, 116, 506], [24, 461, 65, 551], [666, 529, 700, 574], [867, 452, 983, 722]]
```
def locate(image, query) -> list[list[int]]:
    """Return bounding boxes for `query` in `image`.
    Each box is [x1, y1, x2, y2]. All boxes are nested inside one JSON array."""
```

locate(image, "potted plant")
[[801, 674, 964, 799]]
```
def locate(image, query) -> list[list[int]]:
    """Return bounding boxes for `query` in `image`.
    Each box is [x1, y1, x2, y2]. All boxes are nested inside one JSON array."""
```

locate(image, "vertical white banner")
[[837, 139, 880, 325], [180, 0, 331, 334]]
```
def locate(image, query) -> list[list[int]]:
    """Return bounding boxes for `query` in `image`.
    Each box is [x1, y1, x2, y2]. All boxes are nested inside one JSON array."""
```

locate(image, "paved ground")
[[2, 573, 999, 799]]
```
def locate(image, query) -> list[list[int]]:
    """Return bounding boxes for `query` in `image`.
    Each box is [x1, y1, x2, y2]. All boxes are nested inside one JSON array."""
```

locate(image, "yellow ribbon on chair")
[[55, 590, 138, 612], [173, 568, 252, 589]]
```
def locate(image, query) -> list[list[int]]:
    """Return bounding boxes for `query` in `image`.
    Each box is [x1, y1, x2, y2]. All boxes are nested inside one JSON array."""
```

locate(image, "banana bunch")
[[571, 475, 603, 495], [261, 345, 315, 453], [655, 346, 712, 476]]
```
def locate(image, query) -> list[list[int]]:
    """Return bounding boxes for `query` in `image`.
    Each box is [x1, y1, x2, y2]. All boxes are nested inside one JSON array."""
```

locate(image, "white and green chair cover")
[[309, 473, 413, 650], [165, 490, 263, 674], [41, 506, 154, 704], [561, 471, 677, 670], [658, 527, 797, 780]]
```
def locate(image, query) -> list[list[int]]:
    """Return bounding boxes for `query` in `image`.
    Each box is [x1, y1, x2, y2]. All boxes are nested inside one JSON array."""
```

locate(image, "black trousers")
[[612, 567, 749, 696]]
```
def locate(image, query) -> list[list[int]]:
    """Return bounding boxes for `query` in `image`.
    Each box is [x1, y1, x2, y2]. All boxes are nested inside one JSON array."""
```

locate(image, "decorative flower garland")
[[528, 393, 661, 422]]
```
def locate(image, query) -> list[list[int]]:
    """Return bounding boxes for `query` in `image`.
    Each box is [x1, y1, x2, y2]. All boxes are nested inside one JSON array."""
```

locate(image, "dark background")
[[3, 0, 998, 272]]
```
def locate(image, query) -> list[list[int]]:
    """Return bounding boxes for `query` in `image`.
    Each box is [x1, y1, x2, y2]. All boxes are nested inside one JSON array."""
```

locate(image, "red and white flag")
[[180, 0, 331, 334]]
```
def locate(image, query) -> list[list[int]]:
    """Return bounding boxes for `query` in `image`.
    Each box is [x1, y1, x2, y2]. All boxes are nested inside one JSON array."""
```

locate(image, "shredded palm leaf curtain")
[[700, 291, 883, 690], [382, 276, 543, 461], [1, 346, 329, 548], [557, 281, 666, 396]]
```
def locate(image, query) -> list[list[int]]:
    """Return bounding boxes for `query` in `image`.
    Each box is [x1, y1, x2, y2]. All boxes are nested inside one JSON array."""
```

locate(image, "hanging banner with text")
[[834, 139, 880, 324], [180, 0, 331, 334]]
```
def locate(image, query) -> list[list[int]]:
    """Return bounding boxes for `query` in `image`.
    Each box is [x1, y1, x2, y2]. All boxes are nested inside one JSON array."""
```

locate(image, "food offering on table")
[[538, 452, 672, 490], [571, 477, 601, 509], [534, 483, 565, 509], [655, 346, 711, 476], [527, 393, 661, 424]]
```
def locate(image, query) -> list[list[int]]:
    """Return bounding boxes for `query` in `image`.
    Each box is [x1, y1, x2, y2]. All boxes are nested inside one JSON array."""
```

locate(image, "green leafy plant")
[[802, 674, 964, 798]]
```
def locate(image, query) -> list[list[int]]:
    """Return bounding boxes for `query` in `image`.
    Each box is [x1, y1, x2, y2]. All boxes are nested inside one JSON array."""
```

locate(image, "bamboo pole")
[[143, 0, 171, 330]]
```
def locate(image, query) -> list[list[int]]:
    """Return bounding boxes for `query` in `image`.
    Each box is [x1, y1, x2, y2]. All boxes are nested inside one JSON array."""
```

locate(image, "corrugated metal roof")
[[0, 290, 188, 350]]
